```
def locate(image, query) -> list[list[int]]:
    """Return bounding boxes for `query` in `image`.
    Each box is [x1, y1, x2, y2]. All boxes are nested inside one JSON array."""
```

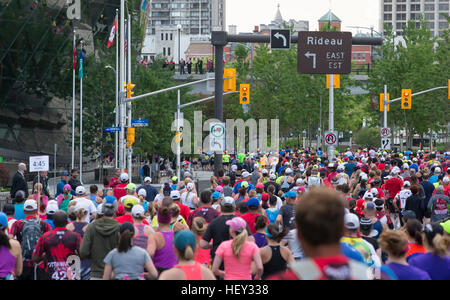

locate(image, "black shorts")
[[386, 198, 396, 213]]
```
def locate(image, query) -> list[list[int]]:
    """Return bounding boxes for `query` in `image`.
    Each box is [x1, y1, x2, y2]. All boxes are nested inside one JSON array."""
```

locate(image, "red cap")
[[261, 193, 269, 201]]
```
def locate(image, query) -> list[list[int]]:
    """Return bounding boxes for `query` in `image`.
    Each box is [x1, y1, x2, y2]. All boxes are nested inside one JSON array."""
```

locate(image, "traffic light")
[[125, 81, 135, 99], [126, 127, 135, 147], [380, 93, 390, 112], [401, 89, 412, 110], [224, 68, 236, 92], [175, 131, 182, 144], [240, 84, 250, 104]]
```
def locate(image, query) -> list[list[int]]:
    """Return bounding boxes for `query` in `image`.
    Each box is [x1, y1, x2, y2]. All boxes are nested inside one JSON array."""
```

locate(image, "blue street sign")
[[131, 119, 149, 127], [105, 127, 121, 132]]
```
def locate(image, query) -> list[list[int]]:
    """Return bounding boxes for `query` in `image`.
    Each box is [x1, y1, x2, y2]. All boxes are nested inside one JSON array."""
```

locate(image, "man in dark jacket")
[[80, 203, 120, 280], [10, 163, 29, 199], [68, 169, 82, 194]]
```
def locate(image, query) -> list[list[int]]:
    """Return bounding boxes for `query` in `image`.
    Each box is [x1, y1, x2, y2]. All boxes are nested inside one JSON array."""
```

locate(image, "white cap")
[[170, 190, 181, 200], [187, 182, 195, 191], [132, 204, 145, 218], [412, 158, 418, 162], [328, 163, 335, 168], [285, 168, 293, 175], [296, 178, 303, 186], [262, 169, 269, 174], [363, 192, 374, 200], [120, 173, 129, 182], [75, 186, 86, 195], [221, 196, 235, 207], [391, 167, 400, 174], [299, 164, 305, 171], [337, 164, 345, 171], [443, 177, 450, 183], [231, 165, 238, 171], [144, 177, 152, 183], [97, 203, 104, 215], [344, 213, 360, 230], [360, 173, 368, 181], [242, 171, 250, 178], [24, 199, 38, 211], [370, 188, 379, 196], [435, 167, 441, 173], [403, 181, 411, 187], [270, 173, 276, 180], [138, 189, 147, 197], [46, 200, 59, 214], [154, 194, 164, 204]]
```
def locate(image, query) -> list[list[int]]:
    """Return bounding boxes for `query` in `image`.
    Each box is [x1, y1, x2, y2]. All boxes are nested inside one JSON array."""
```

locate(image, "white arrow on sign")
[[305, 51, 316, 69], [274, 32, 287, 47]]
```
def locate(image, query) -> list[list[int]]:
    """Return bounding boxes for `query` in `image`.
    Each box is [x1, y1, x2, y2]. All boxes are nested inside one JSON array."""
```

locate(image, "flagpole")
[[127, 15, 132, 176], [115, 10, 119, 170], [72, 30, 76, 170], [120, 0, 125, 173], [79, 41, 83, 183]]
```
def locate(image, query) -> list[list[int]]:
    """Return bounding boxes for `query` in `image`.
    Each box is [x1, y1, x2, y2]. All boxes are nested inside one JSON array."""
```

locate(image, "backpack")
[[21, 218, 42, 259], [433, 195, 449, 216]]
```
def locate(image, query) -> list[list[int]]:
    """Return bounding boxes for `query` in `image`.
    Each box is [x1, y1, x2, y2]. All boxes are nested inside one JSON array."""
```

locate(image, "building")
[[147, 0, 226, 36], [318, 10, 376, 70], [258, 4, 309, 33], [379, 0, 450, 37]]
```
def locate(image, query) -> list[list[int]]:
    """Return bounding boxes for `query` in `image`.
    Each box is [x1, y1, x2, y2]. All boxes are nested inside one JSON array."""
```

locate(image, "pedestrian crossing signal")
[[240, 84, 250, 104], [380, 93, 389, 112], [401, 89, 412, 110], [224, 68, 236, 92]]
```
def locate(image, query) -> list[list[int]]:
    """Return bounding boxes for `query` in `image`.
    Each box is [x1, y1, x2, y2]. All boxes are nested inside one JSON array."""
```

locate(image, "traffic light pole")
[[214, 42, 225, 177], [328, 74, 335, 161], [119, 0, 125, 172]]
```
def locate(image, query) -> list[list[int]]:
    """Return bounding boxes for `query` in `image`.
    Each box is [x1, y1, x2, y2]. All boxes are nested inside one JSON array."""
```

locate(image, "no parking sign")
[[324, 131, 338, 146]]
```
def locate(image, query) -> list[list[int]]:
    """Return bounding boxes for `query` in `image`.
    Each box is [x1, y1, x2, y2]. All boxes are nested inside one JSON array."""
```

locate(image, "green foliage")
[[367, 19, 450, 145], [354, 127, 380, 148]]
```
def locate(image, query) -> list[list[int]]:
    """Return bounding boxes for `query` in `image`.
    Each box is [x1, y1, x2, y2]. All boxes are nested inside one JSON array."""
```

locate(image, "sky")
[[226, 0, 381, 35]]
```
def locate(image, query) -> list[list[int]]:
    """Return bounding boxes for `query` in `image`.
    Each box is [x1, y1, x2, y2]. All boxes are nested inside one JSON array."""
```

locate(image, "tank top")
[[0, 245, 16, 277], [174, 263, 203, 280], [153, 231, 177, 270], [194, 236, 211, 267], [133, 224, 149, 249], [262, 246, 287, 279], [71, 222, 90, 270]]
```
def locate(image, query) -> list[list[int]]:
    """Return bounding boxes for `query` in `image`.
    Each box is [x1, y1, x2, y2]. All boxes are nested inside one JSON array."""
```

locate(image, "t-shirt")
[[386, 263, 431, 280], [408, 253, 450, 280], [241, 212, 262, 234], [341, 237, 373, 266], [33, 228, 82, 280], [187, 206, 219, 227], [103, 246, 151, 280], [175, 202, 191, 222], [13, 204, 25, 221], [279, 203, 296, 230], [69, 197, 97, 221], [201, 214, 251, 260], [113, 183, 128, 200], [215, 239, 259, 280], [394, 189, 412, 210]]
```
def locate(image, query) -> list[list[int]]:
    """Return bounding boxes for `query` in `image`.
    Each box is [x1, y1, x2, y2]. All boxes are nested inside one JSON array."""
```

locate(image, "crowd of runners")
[[1, 148, 449, 280]]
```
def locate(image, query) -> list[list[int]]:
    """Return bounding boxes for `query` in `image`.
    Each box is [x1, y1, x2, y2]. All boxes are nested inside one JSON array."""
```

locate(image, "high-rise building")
[[379, 0, 449, 37], [148, 0, 226, 36]]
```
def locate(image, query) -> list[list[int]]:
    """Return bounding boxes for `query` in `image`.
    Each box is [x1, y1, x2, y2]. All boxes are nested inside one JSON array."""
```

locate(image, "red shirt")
[[109, 177, 120, 189], [383, 177, 403, 199], [113, 183, 128, 200], [115, 213, 149, 225], [187, 206, 220, 227], [175, 202, 191, 222], [33, 227, 82, 280], [241, 212, 260, 234]]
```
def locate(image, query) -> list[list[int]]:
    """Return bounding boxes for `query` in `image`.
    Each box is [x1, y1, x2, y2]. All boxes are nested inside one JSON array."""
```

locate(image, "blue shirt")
[[137, 185, 159, 202], [56, 180, 68, 198], [13, 204, 25, 220], [345, 163, 356, 178], [44, 218, 55, 230], [429, 175, 439, 184], [232, 181, 255, 194], [89, 195, 99, 208], [266, 208, 279, 225]]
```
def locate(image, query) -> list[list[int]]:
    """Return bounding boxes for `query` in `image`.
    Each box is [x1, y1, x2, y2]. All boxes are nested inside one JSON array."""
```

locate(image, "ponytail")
[[183, 245, 195, 261], [117, 229, 133, 253], [406, 219, 423, 246], [232, 230, 248, 259], [431, 234, 450, 257], [0, 229, 10, 249]]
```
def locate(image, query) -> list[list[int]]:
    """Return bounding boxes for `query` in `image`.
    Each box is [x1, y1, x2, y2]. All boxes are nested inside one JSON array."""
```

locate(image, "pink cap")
[[226, 217, 247, 233], [256, 183, 264, 189], [215, 185, 223, 193]]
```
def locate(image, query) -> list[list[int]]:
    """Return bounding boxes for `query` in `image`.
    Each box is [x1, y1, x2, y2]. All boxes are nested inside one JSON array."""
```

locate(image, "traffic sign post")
[[297, 31, 353, 74], [324, 131, 338, 147], [270, 29, 291, 50]]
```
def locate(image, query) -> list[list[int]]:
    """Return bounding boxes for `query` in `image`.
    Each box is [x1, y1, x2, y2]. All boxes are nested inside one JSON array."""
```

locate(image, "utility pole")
[[119, 0, 125, 172], [328, 74, 335, 160], [127, 16, 132, 175]]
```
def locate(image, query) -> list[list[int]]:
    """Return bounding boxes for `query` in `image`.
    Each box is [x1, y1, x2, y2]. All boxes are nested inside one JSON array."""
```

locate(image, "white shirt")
[[181, 191, 197, 209], [69, 196, 97, 221], [395, 189, 412, 210]]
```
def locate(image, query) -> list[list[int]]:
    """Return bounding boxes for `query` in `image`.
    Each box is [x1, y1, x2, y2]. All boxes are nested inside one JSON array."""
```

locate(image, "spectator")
[[10, 163, 29, 199]]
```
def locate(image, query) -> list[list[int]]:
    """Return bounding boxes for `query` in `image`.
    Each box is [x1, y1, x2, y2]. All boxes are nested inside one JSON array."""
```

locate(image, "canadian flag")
[[107, 17, 117, 48]]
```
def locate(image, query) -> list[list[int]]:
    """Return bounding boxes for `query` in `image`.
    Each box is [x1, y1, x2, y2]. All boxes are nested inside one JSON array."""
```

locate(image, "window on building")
[[425, 4, 435, 11], [170, 33, 173, 40], [397, 13, 406, 20], [384, 14, 392, 20], [397, 5, 406, 11], [168, 47, 171, 56], [427, 22, 435, 29], [166, 33, 168, 40], [163, 47, 166, 56], [384, 5, 392, 11], [161, 33, 164, 40], [439, 21, 449, 28], [439, 4, 449, 10], [425, 13, 435, 20], [410, 4, 420, 11]]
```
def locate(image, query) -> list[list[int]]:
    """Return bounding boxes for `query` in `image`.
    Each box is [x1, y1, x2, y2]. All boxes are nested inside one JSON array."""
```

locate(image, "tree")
[[367, 19, 449, 147]]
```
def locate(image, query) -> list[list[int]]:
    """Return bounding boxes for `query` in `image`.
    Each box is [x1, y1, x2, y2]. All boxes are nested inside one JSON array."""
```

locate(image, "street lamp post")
[[177, 24, 182, 65]]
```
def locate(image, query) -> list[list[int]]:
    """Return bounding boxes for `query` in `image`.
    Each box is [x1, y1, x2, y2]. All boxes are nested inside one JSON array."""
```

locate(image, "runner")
[[158, 230, 216, 280], [113, 173, 130, 200], [147, 206, 178, 274], [378, 230, 431, 280], [103, 222, 157, 280], [9, 199, 52, 280], [0, 212, 22, 280], [187, 190, 219, 227], [211, 217, 263, 280], [70, 186, 97, 222], [407, 223, 450, 280], [260, 224, 294, 279], [79, 203, 120, 280], [57, 184, 74, 213], [268, 187, 389, 280], [171, 190, 191, 222], [190, 217, 211, 267], [404, 219, 426, 261], [253, 215, 268, 248], [427, 185, 450, 223], [131, 204, 154, 250], [32, 211, 82, 280]]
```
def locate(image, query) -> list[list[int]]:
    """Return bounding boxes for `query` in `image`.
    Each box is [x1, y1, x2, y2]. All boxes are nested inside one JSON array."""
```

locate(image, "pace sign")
[[298, 31, 352, 74]]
